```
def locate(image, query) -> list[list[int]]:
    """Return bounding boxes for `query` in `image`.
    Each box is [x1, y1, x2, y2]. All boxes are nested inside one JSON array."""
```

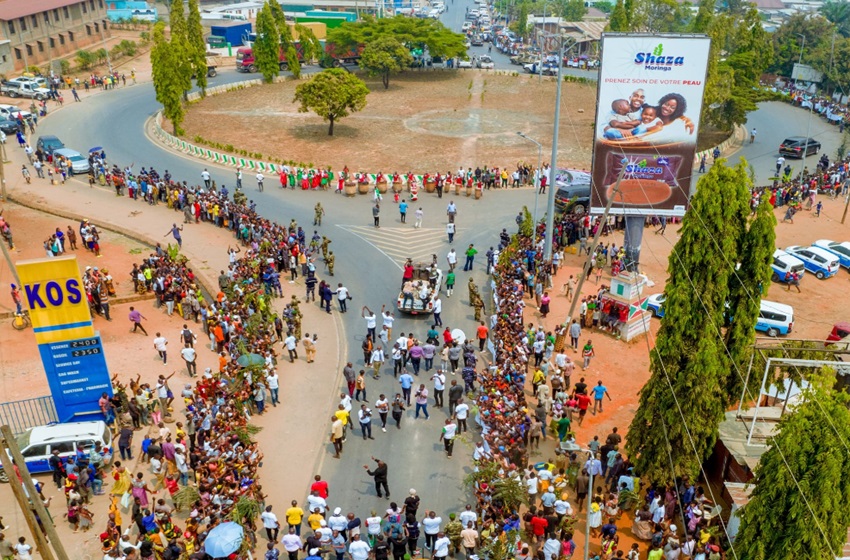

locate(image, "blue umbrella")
[[236, 353, 265, 367], [204, 522, 244, 558]]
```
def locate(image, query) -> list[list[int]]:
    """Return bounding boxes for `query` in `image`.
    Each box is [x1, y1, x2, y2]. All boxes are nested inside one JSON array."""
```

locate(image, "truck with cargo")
[[235, 43, 305, 72], [1, 81, 51, 100], [320, 42, 364, 67], [209, 21, 252, 47]]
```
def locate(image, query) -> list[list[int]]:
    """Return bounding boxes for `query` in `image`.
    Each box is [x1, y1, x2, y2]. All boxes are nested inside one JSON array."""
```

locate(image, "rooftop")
[[0, 0, 83, 21]]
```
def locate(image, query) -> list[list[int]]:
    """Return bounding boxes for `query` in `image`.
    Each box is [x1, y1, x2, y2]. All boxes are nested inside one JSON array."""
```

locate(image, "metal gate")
[[0, 396, 58, 435]]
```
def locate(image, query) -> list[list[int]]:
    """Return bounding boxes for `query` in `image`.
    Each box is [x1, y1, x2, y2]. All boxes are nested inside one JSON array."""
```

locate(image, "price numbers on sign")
[[72, 347, 101, 357], [70, 338, 99, 348]]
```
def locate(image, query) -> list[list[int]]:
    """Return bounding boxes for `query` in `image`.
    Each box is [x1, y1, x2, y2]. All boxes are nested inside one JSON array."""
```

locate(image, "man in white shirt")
[[432, 297, 442, 327], [370, 347, 385, 379], [440, 418, 457, 457], [431, 371, 446, 408], [365, 512, 383, 546], [260, 505, 280, 542], [306, 490, 327, 514], [458, 505, 477, 528], [381, 305, 395, 340], [328, 507, 348, 533], [446, 249, 458, 271], [422, 511, 442, 551], [281, 527, 302, 560], [414, 207, 424, 228], [180, 344, 197, 377], [362, 306, 377, 340], [525, 471, 539, 505], [358, 404, 374, 440], [266, 371, 280, 406], [283, 333, 298, 362], [256, 172, 265, 191], [553, 497, 573, 518], [433, 532, 451, 560], [348, 534, 371, 560], [153, 333, 168, 364], [201, 168, 211, 188], [335, 284, 350, 312], [454, 399, 470, 433]]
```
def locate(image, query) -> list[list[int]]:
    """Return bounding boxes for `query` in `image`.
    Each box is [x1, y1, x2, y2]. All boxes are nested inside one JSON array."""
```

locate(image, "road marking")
[[337, 225, 457, 267]]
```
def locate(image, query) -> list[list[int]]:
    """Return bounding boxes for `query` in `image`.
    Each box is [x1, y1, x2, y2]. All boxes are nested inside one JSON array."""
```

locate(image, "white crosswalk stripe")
[[336, 225, 458, 267]]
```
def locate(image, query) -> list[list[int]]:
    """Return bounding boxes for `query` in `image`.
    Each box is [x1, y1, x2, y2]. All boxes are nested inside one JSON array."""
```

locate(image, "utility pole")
[[543, 36, 564, 262], [566, 165, 626, 322]]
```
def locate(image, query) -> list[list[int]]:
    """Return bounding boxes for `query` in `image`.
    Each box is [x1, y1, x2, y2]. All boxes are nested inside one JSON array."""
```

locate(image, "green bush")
[[75, 50, 95, 70]]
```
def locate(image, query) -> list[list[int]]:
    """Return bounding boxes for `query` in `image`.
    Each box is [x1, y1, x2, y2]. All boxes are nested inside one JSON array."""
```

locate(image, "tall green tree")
[[287, 46, 302, 78], [690, 0, 714, 33], [735, 372, 850, 560], [328, 16, 466, 63], [625, 161, 751, 482], [168, 0, 192, 96], [295, 24, 325, 62], [186, 0, 207, 95], [560, 0, 587, 21], [359, 36, 413, 89], [821, 0, 850, 37], [293, 68, 369, 136], [254, 2, 281, 83], [724, 196, 776, 404], [630, 0, 691, 32], [511, 3, 530, 38], [607, 0, 629, 31], [151, 21, 186, 135]]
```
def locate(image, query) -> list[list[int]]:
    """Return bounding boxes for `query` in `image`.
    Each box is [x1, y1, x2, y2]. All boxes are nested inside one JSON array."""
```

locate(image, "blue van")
[[785, 245, 840, 279]]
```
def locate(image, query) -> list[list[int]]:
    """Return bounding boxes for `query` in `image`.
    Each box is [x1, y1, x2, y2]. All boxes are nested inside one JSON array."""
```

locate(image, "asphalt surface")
[[38, 72, 533, 516], [736, 101, 844, 185]]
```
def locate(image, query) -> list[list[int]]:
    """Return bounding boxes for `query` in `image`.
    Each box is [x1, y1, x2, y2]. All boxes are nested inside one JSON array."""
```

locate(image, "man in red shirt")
[[576, 393, 592, 427], [529, 514, 548, 544], [310, 475, 329, 499], [476, 322, 489, 352]]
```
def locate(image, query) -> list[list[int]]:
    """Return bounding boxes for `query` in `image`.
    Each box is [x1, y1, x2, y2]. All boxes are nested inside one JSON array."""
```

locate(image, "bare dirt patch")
[[182, 70, 597, 172]]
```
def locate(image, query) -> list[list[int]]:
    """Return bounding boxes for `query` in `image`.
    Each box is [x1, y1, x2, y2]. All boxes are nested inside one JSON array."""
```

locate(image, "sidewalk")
[[3, 141, 346, 507]]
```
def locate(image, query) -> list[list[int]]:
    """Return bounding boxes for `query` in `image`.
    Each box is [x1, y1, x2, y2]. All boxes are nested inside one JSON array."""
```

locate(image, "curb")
[[693, 124, 746, 168]]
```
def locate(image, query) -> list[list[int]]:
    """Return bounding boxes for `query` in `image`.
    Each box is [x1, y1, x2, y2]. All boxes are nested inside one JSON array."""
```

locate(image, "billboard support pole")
[[566, 165, 626, 323], [544, 38, 564, 263], [623, 215, 644, 271]]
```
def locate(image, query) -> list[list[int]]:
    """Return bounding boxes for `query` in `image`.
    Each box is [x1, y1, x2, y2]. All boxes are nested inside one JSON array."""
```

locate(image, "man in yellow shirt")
[[307, 509, 324, 532], [286, 500, 304, 536]]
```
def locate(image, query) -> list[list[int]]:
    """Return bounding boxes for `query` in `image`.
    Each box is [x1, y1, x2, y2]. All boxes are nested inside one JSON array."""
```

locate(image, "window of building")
[[63, 6, 70, 18], [86, 25, 92, 35], [53, 9, 60, 21], [7, 20, 15, 35], [49, 37, 55, 48], [68, 31, 74, 42], [26, 44, 32, 56], [1, 55, 6, 63], [99, 0, 104, 8], [94, 22, 99, 32], [90, 0, 95, 10], [32, 15, 38, 28], [37, 41, 44, 52], [44, 12, 50, 24], [82, 2, 87, 13], [59, 34, 65, 45], [14, 48, 21, 60], [19, 17, 27, 31]]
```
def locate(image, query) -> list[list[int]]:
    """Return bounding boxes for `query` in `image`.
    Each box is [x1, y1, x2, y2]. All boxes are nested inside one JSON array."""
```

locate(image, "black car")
[[779, 136, 821, 158], [553, 169, 592, 214], [36, 135, 65, 156], [0, 119, 20, 134], [470, 36, 484, 46]]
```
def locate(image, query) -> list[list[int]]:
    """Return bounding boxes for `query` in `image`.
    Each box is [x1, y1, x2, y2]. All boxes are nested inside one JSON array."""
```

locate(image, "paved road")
[[38, 75, 535, 516], [736, 101, 844, 185]]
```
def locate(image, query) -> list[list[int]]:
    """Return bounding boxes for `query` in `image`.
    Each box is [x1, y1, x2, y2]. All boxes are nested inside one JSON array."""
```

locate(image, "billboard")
[[15, 256, 112, 423], [590, 34, 711, 217]]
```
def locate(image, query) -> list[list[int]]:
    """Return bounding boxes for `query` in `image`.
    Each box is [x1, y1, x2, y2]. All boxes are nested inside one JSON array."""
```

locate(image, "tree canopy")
[[359, 36, 414, 89], [253, 2, 281, 83], [151, 21, 186, 135], [626, 160, 751, 482], [293, 69, 369, 136], [735, 372, 850, 560], [329, 15, 466, 61], [186, 0, 207, 94]]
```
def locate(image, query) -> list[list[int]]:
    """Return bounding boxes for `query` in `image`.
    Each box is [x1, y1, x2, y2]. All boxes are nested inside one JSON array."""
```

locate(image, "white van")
[[771, 249, 806, 283], [756, 300, 794, 337], [0, 421, 113, 482]]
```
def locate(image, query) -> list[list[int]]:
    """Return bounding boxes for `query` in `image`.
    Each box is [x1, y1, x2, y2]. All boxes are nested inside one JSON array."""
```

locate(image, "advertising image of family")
[[590, 35, 711, 216]]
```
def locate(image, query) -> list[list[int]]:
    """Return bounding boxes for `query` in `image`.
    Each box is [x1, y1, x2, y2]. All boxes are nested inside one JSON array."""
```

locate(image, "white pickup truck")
[[1, 80, 51, 100]]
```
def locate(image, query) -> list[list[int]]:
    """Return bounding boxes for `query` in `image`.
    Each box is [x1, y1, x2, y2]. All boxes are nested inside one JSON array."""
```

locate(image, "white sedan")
[[458, 59, 473, 69], [476, 55, 494, 69]]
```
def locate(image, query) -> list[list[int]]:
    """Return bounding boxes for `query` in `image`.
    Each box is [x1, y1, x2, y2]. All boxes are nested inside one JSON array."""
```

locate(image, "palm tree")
[[821, 0, 850, 37]]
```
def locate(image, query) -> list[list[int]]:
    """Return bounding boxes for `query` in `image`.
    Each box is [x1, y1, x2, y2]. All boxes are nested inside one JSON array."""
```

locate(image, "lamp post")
[[794, 33, 815, 180], [544, 35, 567, 263], [517, 132, 543, 241]]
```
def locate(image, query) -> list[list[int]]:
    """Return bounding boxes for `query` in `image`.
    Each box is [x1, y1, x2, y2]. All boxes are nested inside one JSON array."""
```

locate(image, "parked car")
[[0, 421, 113, 483], [813, 239, 850, 269], [462, 21, 473, 32], [785, 245, 840, 279], [554, 169, 592, 214], [0, 119, 20, 134], [471, 35, 484, 46], [36, 135, 65, 156], [755, 300, 794, 337], [457, 58, 474, 69], [476, 55, 494, 69], [0, 81, 51, 100], [646, 293, 667, 317], [53, 148, 91, 175], [827, 321, 850, 342], [0, 104, 31, 121], [771, 249, 806, 283], [779, 136, 821, 158]]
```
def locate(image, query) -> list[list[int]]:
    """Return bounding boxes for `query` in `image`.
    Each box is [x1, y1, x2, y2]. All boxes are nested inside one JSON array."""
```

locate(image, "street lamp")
[[793, 33, 814, 179], [517, 132, 543, 242]]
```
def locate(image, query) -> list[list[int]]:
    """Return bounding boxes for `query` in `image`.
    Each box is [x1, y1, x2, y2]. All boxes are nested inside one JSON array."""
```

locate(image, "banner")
[[590, 34, 711, 217]]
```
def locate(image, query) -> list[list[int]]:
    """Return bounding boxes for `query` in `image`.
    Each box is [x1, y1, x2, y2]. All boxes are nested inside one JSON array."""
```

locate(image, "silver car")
[[53, 148, 91, 175]]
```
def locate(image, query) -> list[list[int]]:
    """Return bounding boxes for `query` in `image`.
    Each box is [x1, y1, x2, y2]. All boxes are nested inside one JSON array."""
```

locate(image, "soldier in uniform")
[[468, 277, 480, 304], [473, 294, 485, 322], [314, 203, 325, 226], [326, 251, 336, 276], [321, 236, 332, 261], [445, 513, 464, 556]]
